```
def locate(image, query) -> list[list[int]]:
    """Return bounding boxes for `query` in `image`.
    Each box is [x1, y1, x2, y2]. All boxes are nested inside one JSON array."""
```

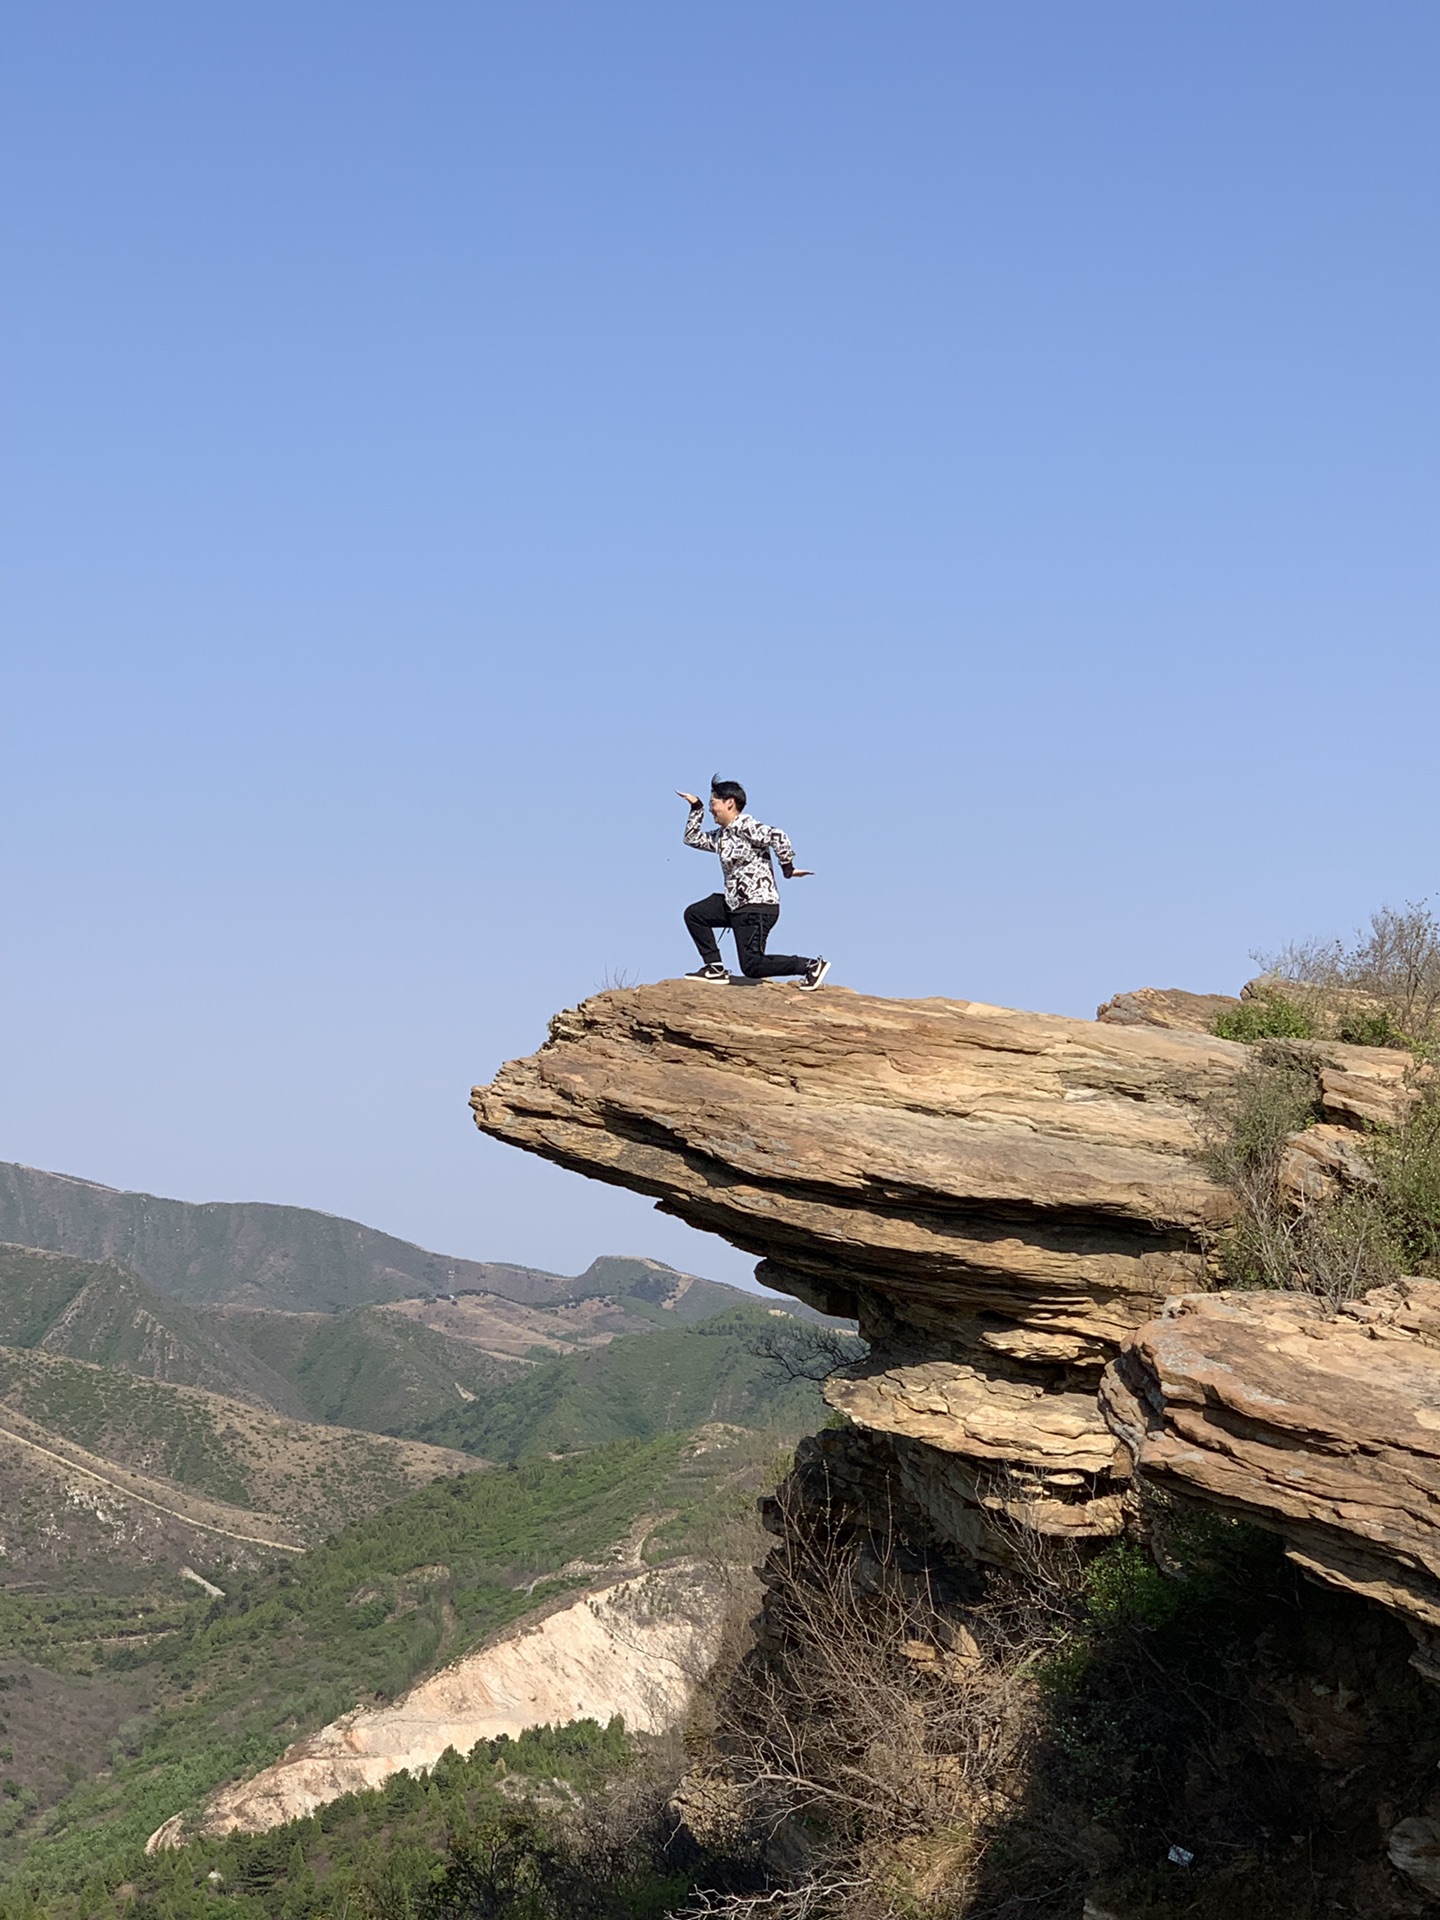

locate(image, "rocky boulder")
[[1103, 1281, 1440, 1655], [1095, 986, 1242, 1031], [474, 981, 1245, 1339]]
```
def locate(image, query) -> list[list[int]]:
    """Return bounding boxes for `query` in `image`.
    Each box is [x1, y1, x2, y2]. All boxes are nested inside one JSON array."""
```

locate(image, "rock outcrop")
[[1103, 1282, 1440, 1653], [474, 984, 1241, 1341], [1094, 986, 1242, 1031], [467, 980, 1440, 1908], [473, 983, 1411, 1330], [473, 981, 1415, 1554]]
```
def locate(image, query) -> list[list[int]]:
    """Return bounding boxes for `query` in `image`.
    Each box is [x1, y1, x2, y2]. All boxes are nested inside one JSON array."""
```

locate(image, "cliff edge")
[[473, 980, 1432, 1619]]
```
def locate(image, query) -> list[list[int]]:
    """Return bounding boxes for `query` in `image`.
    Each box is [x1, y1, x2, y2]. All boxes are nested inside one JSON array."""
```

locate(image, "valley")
[[10, 963, 1440, 1918], [0, 1427, 787, 1902], [0, 1162, 827, 1913], [0, 1347, 483, 1552]]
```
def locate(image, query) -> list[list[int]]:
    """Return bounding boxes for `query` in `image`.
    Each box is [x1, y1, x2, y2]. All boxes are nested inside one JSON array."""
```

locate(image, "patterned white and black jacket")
[[685, 803, 797, 910]]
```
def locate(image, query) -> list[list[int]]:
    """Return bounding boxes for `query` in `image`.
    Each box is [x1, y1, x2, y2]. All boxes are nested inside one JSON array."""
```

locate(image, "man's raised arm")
[[677, 791, 717, 850]]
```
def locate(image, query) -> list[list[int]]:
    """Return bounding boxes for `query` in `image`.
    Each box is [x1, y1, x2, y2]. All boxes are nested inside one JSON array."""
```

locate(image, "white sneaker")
[[795, 957, 830, 992]]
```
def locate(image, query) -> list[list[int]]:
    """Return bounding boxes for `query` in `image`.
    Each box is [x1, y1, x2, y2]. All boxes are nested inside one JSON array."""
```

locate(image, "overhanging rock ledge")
[[471, 980, 1427, 1609]]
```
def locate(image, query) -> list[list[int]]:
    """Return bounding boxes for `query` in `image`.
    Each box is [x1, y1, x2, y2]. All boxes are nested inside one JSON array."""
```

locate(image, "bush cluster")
[[1199, 901, 1440, 1306], [1198, 1049, 1440, 1305], [1212, 991, 1316, 1043], [1216, 900, 1440, 1054], [0, 1722, 701, 1920], [1266, 900, 1440, 1049]]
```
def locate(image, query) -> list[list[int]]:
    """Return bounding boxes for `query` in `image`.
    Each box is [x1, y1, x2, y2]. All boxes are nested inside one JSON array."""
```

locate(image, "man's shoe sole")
[[686, 971, 729, 984], [795, 959, 831, 992]]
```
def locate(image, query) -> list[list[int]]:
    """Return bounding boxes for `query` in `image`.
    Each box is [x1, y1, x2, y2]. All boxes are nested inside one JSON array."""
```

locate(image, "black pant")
[[684, 893, 812, 978]]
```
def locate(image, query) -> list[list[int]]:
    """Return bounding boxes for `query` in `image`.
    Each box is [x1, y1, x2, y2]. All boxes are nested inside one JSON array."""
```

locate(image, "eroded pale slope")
[[169, 1561, 736, 1841]]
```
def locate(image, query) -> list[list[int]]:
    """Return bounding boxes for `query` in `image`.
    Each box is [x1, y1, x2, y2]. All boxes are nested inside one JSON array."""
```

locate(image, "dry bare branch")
[[676, 1875, 876, 1920], [1266, 899, 1440, 1044], [747, 1326, 868, 1384], [692, 1469, 1052, 1917]]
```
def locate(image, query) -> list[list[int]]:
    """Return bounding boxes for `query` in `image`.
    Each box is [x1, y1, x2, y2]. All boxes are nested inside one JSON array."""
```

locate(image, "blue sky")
[[3, 2, 1436, 1287]]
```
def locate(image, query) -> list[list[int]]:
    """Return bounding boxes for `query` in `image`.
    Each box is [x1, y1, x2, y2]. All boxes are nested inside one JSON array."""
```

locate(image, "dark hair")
[[710, 775, 747, 811]]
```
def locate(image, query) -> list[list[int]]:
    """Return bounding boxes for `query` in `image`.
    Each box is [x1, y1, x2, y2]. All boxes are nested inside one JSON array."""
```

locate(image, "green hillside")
[[90, 1719, 687, 1920], [0, 1431, 771, 1901], [0, 1404, 308, 1589], [0, 1347, 479, 1541], [0, 1246, 300, 1413], [0, 1246, 803, 1448], [534, 1254, 767, 1320], [212, 1305, 518, 1434], [0, 1346, 254, 1507], [412, 1307, 826, 1459], [0, 1245, 521, 1436], [0, 1183, 828, 1915], [558, 1256, 800, 1325]]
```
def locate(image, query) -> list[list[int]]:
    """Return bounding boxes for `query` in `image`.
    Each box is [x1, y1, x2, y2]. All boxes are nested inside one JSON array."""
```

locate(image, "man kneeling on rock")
[[677, 777, 829, 990]]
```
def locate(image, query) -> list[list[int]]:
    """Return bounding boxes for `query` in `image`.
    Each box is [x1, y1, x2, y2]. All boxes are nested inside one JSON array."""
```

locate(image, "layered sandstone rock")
[[1095, 986, 1241, 1031], [473, 987, 1375, 1546], [473, 982, 1245, 1334], [472, 981, 1252, 1537], [473, 983, 1410, 1334], [1103, 1282, 1440, 1644], [822, 1351, 1127, 1540]]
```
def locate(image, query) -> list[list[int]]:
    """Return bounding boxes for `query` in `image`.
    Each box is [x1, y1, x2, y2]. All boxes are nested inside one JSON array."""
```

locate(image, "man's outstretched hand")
[[676, 790, 701, 806], [782, 866, 815, 879]]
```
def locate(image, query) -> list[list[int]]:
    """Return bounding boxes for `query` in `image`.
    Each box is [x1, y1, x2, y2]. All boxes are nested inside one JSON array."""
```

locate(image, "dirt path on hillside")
[[0, 1414, 304, 1553]]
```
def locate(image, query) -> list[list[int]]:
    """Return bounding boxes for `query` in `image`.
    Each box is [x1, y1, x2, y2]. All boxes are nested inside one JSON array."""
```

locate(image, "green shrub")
[[1212, 992, 1316, 1042], [0, 1721, 699, 1920], [1369, 1080, 1440, 1276], [1268, 900, 1440, 1047], [975, 1508, 1346, 1915], [1199, 1026, 1440, 1301], [1081, 1542, 1182, 1633], [1197, 1047, 1323, 1294], [1197, 1048, 1401, 1302], [1337, 1007, 1409, 1049]]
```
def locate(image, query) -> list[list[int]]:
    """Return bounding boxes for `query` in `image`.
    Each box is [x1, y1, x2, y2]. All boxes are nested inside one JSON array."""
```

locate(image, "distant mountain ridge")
[[0, 1244, 510, 1429], [0, 1242, 828, 1464], [0, 1162, 732, 1314], [411, 1307, 830, 1459], [0, 1243, 304, 1412]]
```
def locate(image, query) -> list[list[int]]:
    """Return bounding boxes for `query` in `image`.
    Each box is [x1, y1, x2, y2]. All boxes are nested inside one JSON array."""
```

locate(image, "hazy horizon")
[[0, 1151, 769, 1290]]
